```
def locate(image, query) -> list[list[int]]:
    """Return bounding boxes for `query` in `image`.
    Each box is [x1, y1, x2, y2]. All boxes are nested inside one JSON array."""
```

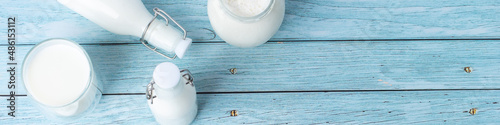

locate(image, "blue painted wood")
[[1, 0, 499, 44], [1, 41, 500, 95], [1, 91, 499, 124], [1, 0, 500, 124]]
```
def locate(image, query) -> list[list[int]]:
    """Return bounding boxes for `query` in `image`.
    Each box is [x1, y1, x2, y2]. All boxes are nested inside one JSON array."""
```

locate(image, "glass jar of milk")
[[146, 62, 197, 125], [207, 0, 285, 48], [22, 39, 103, 121]]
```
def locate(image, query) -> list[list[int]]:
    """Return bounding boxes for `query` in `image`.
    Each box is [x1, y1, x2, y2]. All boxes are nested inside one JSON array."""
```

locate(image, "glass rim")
[[219, 0, 275, 22], [22, 38, 95, 108]]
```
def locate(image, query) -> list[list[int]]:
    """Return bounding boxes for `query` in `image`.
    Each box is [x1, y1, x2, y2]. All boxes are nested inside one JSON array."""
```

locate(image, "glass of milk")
[[22, 39, 103, 121], [207, 0, 285, 48]]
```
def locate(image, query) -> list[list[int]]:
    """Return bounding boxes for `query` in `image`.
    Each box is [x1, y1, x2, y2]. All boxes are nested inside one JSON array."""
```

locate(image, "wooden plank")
[[1, 41, 500, 95], [1, 0, 500, 44], [1, 90, 499, 124]]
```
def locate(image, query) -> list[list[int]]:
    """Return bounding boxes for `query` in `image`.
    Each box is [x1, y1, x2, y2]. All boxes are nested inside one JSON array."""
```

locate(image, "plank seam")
[[2, 38, 500, 46], [2, 89, 499, 96]]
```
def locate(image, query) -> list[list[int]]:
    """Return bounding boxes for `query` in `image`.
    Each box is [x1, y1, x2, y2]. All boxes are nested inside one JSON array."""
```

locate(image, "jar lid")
[[153, 62, 180, 89]]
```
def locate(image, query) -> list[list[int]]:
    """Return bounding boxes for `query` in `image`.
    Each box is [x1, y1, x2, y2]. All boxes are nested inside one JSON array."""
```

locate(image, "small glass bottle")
[[146, 62, 197, 125]]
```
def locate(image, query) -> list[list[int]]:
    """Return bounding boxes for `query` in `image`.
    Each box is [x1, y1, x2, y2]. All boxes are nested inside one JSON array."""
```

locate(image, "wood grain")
[[1, 0, 500, 124], [2, 41, 500, 95], [1, 0, 499, 44], [1, 90, 499, 124]]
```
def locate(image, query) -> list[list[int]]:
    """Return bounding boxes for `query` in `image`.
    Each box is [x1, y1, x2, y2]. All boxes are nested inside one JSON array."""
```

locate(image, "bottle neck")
[[153, 77, 186, 99], [143, 19, 184, 52]]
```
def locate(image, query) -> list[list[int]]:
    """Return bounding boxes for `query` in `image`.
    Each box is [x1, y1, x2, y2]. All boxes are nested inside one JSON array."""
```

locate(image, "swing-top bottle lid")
[[175, 38, 192, 59], [153, 62, 180, 89]]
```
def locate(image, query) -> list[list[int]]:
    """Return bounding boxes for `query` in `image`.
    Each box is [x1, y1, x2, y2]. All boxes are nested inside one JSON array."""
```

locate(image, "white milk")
[[207, 0, 285, 48], [57, 0, 192, 58], [222, 0, 272, 17], [22, 39, 102, 120], [147, 62, 197, 125]]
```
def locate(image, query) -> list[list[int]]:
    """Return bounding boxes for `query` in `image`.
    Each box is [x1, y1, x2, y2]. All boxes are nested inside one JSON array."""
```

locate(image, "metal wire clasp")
[[147, 69, 194, 105], [140, 7, 187, 60], [180, 69, 194, 87], [146, 81, 157, 104]]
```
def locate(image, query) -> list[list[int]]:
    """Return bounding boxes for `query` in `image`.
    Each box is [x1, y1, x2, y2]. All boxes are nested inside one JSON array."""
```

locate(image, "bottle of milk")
[[146, 62, 198, 125], [57, 0, 192, 59]]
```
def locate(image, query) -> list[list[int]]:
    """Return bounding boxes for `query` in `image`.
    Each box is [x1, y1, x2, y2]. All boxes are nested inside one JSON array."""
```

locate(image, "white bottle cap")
[[175, 38, 192, 59], [153, 62, 180, 89]]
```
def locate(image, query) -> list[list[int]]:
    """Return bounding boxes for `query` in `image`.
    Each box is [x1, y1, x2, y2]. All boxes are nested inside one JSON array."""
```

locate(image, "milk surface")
[[222, 0, 271, 17], [23, 39, 102, 119], [207, 0, 285, 48], [24, 39, 90, 107]]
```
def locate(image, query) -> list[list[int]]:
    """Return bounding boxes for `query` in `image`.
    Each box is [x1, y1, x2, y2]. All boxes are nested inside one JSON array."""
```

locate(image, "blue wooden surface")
[[2, 0, 500, 44], [1, 0, 500, 124], [2, 41, 500, 94], [2, 91, 500, 124]]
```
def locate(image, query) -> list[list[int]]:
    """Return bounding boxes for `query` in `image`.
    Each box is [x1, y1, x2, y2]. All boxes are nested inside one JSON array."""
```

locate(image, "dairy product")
[[147, 62, 198, 125], [22, 39, 102, 120], [57, 0, 192, 58], [208, 0, 285, 48], [222, 0, 272, 17]]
